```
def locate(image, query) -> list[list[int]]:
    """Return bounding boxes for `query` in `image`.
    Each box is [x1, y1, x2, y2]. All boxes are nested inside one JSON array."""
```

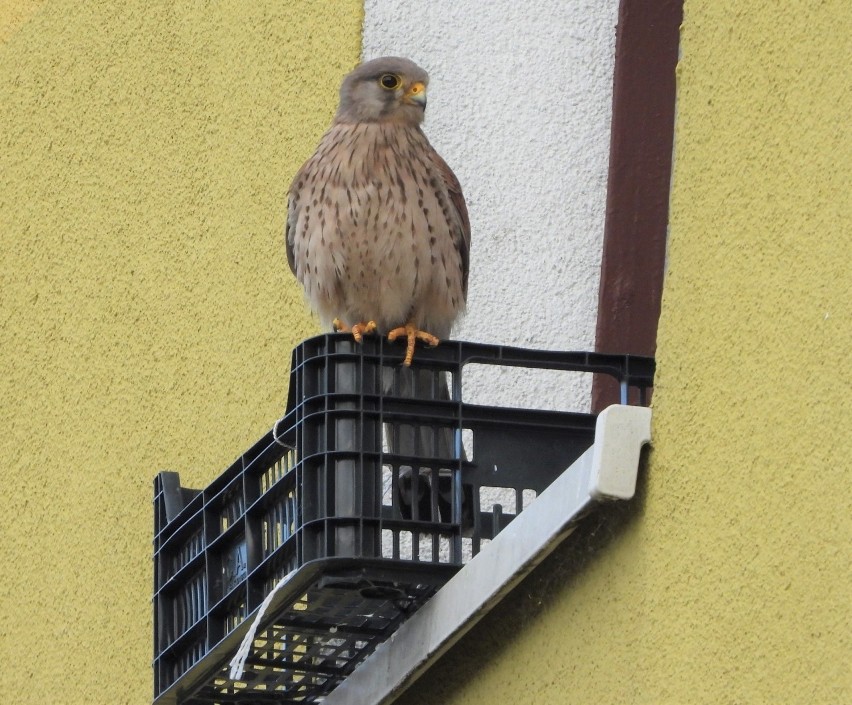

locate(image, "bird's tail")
[[382, 365, 470, 526]]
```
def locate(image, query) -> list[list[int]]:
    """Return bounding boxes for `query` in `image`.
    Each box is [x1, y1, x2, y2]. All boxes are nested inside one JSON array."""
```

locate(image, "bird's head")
[[335, 56, 429, 126]]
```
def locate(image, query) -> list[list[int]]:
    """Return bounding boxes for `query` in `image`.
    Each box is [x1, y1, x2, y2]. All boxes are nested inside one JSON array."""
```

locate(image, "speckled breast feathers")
[[286, 57, 470, 341]]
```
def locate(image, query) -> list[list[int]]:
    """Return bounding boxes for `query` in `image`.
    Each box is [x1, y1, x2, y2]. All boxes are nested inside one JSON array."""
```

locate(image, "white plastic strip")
[[227, 568, 298, 681], [323, 404, 652, 705]]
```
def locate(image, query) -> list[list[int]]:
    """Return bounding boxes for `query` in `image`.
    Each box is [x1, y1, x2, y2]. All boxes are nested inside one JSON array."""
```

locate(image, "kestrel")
[[286, 57, 470, 365]]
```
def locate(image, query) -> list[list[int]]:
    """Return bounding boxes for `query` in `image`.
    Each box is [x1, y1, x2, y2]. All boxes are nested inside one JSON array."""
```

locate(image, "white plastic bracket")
[[590, 404, 652, 500], [323, 404, 652, 705]]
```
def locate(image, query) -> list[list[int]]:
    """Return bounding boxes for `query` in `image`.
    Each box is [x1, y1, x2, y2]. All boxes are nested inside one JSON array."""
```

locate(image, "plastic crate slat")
[[155, 505, 206, 548], [157, 554, 207, 595]]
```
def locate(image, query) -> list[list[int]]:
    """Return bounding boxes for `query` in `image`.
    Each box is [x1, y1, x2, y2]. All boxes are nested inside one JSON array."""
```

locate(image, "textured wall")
[[394, 1, 851, 704], [363, 0, 620, 411], [648, 0, 851, 697], [0, 2, 360, 702]]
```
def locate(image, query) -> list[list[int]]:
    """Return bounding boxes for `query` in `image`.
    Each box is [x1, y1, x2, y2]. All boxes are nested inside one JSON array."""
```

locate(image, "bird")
[[285, 56, 470, 366], [285, 57, 472, 529]]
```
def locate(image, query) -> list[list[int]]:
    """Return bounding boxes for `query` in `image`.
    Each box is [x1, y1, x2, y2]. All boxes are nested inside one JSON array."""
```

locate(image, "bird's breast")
[[291, 123, 465, 332]]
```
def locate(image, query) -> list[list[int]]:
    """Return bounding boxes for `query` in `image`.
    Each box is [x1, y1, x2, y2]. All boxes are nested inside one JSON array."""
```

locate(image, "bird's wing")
[[428, 149, 471, 299], [285, 191, 297, 277]]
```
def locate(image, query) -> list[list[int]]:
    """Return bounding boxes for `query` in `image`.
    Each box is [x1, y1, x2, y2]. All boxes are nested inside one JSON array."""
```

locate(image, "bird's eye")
[[379, 74, 401, 90]]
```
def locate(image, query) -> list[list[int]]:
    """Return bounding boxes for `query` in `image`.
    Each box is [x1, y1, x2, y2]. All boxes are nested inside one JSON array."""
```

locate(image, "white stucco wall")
[[362, 0, 619, 412]]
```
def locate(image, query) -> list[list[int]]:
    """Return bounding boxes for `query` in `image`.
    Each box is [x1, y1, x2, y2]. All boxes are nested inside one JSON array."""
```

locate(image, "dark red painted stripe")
[[592, 0, 683, 411]]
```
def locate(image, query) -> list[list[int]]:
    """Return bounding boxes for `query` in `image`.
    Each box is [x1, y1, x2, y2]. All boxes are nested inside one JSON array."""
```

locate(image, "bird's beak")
[[404, 81, 427, 108]]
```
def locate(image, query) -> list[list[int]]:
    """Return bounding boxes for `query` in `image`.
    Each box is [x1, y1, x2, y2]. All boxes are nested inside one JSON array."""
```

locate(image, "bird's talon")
[[417, 331, 440, 347], [387, 323, 441, 366], [334, 319, 377, 344]]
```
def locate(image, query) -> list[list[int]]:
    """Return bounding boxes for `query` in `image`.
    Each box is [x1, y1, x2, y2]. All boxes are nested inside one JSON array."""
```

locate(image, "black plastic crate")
[[153, 334, 654, 704]]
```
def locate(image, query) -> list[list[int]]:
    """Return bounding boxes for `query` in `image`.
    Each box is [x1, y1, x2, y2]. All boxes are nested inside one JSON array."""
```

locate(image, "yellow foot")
[[333, 318, 377, 343], [387, 322, 440, 366]]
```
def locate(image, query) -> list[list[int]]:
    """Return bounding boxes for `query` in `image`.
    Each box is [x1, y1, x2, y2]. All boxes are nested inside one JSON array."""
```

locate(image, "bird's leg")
[[333, 318, 377, 343], [387, 322, 440, 366]]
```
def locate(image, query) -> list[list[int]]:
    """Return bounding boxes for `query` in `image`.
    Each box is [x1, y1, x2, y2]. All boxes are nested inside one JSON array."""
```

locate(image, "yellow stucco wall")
[[394, 2, 851, 704], [0, 2, 360, 702]]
